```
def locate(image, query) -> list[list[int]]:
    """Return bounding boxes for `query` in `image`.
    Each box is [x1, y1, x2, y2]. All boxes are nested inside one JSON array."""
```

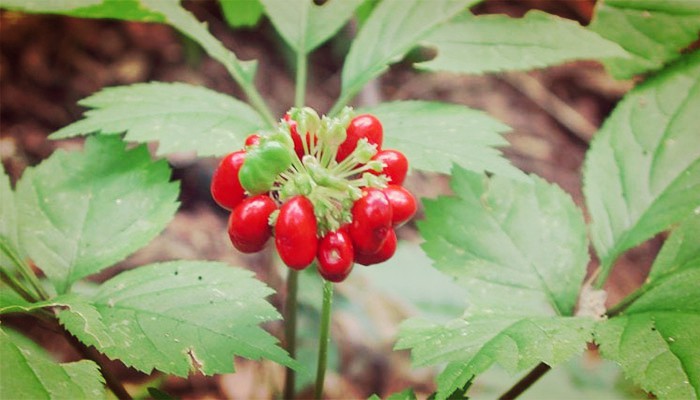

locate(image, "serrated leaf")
[[419, 168, 588, 315], [0, 166, 21, 271], [338, 0, 474, 107], [398, 168, 592, 399], [0, 0, 164, 22], [0, 293, 114, 348], [649, 213, 700, 281], [140, 0, 258, 86], [260, 0, 362, 54], [16, 135, 179, 293], [589, 0, 700, 79], [583, 52, 700, 285], [361, 101, 521, 179], [595, 266, 700, 399], [220, 0, 264, 28], [51, 82, 264, 157], [0, 328, 106, 400], [58, 261, 296, 376], [417, 10, 629, 75]]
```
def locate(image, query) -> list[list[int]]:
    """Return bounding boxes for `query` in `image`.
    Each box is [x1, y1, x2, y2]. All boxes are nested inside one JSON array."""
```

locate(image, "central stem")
[[283, 269, 299, 400], [314, 280, 333, 399]]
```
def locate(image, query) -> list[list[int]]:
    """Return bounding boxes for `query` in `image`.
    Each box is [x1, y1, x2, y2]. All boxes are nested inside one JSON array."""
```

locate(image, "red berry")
[[370, 149, 408, 185], [275, 196, 318, 269], [211, 150, 246, 210], [228, 195, 277, 253], [349, 188, 392, 254], [284, 114, 315, 159], [336, 114, 383, 162], [317, 229, 354, 282], [383, 185, 416, 227], [245, 133, 261, 147], [355, 229, 397, 266]]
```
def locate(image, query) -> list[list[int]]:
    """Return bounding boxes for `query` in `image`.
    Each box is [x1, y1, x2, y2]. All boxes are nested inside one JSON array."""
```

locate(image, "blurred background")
[[1, 0, 656, 398]]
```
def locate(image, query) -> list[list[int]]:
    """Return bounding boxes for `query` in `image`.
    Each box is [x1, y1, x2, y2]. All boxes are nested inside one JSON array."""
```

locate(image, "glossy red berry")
[[228, 195, 277, 253], [370, 149, 408, 185], [336, 114, 383, 162], [383, 185, 416, 227], [349, 188, 392, 254], [211, 150, 246, 210], [317, 228, 354, 282], [275, 196, 318, 269], [244, 133, 261, 147], [355, 229, 397, 266]]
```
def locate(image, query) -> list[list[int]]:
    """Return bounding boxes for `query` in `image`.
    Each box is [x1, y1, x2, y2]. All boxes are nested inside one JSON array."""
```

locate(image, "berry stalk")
[[314, 280, 334, 399]]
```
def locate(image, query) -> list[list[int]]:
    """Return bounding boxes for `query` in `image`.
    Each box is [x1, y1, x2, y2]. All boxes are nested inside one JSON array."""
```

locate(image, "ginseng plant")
[[0, 0, 698, 399]]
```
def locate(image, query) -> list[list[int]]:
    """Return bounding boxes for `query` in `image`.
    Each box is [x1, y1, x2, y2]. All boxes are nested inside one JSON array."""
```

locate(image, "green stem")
[[0, 239, 49, 300], [295, 51, 308, 109], [142, 0, 277, 128], [314, 281, 333, 399], [244, 83, 277, 127], [498, 362, 551, 400], [281, 50, 309, 400], [0, 267, 38, 303], [282, 269, 299, 400]]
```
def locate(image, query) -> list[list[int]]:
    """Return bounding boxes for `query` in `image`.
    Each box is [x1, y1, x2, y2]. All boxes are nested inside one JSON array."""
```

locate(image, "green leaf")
[[419, 168, 589, 315], [58, 261, 296, 376], [595, 266, 700, 399], [0, 0, 164, 22], [260, 0, 362, 54], [0, 328, 106, 400], [589, 0, 700, 79], [51, 82, 264, 157], [338, 0, 474, 107], [4, 328, 52, 361], [355, 242, 468, 322], [361, 101, 521, 179], [140, 0, 258, 86], [0, 281, 32, 310], [583, 52, 700, 285], [387, 388, 418, 400], [16, 135, 179, 293], [0, 293, 114, 348], [220, 0, 264, 28], [0, 165, 21, 270], [399, 168, 593, 399], [649, 212, 700, 281], [417, 10, 629, 74]]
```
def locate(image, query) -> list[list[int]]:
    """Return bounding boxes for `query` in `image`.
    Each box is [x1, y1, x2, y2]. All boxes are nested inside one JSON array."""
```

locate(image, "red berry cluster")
[[211, 110, 416, 283]]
